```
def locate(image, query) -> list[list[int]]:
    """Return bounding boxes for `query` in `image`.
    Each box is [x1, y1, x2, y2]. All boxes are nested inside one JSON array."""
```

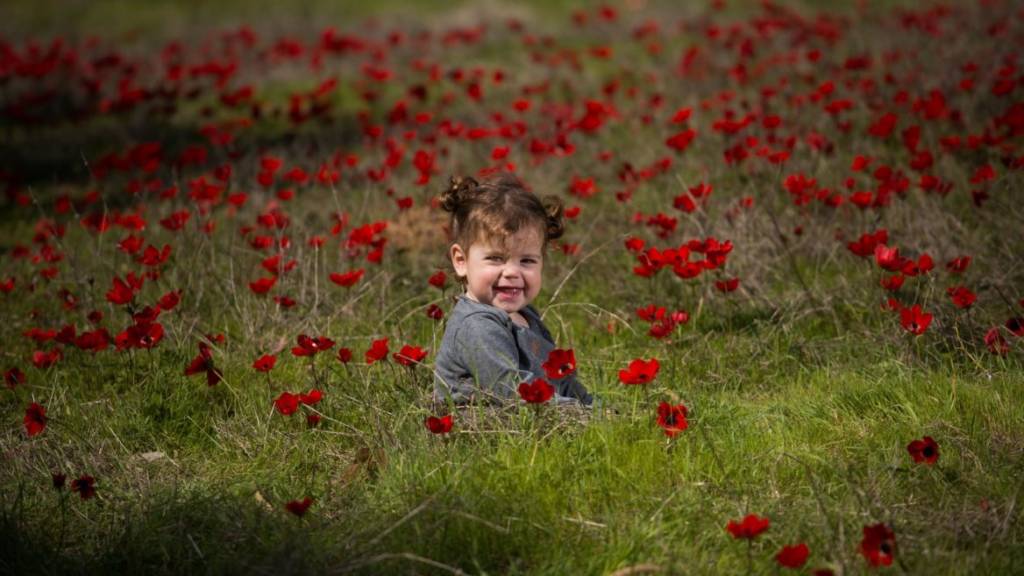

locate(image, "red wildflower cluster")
[[635, 305, 689, 339], [631, 237, 733, 280], [274, 389, 323, 416]]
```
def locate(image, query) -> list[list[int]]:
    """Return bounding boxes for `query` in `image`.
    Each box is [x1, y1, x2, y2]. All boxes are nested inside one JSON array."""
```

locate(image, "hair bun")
[[440, 176, 479, 213], [541, 195, 565, 241]]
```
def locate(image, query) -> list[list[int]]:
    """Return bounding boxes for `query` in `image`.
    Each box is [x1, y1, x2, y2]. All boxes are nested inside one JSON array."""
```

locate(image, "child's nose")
[[501, 262, 522, 277]]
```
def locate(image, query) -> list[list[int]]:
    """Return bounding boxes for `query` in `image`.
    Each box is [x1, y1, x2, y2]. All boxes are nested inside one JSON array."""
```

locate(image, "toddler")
[[433, 174, 593, 406]]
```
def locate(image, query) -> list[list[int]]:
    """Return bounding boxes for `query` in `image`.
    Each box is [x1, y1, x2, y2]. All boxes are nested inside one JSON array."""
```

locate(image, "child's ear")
[[450, 244, 468, 278]]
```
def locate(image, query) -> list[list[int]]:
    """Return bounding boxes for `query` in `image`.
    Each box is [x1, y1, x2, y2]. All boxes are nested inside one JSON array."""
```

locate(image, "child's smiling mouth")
[[494, 286, 523, 298]]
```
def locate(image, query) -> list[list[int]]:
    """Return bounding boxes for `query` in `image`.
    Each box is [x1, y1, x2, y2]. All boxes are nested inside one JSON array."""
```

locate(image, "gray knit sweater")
[[433, 296, 593, 406]]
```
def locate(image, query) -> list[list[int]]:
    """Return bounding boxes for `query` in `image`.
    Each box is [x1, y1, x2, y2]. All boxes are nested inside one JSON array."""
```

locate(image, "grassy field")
[[2, 1, 1023, 574]]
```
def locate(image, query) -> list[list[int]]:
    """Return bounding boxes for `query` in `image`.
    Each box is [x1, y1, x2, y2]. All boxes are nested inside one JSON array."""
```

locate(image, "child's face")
[[450, 226, 544, 316]]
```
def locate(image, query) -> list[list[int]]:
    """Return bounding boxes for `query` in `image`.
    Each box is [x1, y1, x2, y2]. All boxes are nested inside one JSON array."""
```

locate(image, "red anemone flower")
[[5, 367, 25, 389], [184, 342, 221, 386], [71, 475, 96, 500], [946, 256, 971, 275], [518, 379, 555, 404], [285, 497, 314, 517], [428, 270, 447, 289], [542, 348, 577, 380], [618, 358, 660, 385], [365, 338, 389, 364], [253, 354, 277, 372], [873, 244, 904, 272], [393, 344, 428, 366], [330, 269, 365, 287], [907, 436, 939, 464], [776, 543, 810, 569], [859, 523, 896, 567], [32, 349, 62, 369], [249, 276, 276, 295], [947, 286, 977, 309], [292, 334, 335, 356], [24, 402, 47, 436], [106, 277, 134, 305], [274, 392, 300, 416], [337, 347, 353, 363], [984, 327, 1010, 355], [158, 290, 181, 311], [299, 389, 323, 406], [1006, 317, 1024, 337], [426, 304, 444, 320], [880, 274, 904, 292], [727, 514, 770, 539], [715, 277, 740, 293], [899, 304, 932, 335], [656, 401, 688, 437], [425, 414, 454, 434]]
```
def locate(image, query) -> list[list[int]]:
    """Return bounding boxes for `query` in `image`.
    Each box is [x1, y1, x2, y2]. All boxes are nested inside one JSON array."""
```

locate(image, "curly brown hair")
[[439, 173, 564, 254]]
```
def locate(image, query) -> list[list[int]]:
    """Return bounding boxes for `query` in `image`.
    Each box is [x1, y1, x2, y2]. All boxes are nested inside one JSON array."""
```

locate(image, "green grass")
[[3, 285, 1022, 574], [2, 0, 1023, 574]]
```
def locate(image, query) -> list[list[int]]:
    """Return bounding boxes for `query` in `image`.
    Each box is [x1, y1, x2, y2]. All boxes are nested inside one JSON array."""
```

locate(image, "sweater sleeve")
[[451, 312, 525, 402]]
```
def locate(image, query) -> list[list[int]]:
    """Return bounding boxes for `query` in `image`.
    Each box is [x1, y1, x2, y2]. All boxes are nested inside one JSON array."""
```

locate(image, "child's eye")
[[486, 255, 504, 262]]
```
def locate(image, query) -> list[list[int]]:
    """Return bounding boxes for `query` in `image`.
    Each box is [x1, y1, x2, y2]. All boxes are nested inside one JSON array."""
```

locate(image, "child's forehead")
[[469, 227, 544, 253]]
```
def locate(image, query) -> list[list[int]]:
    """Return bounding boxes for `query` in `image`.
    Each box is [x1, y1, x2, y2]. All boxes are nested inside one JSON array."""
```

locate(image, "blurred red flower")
[[366, 338, 390, 364], [947, 286, 977, 309], [249, 276, 276, 294], [24, 402, 47, 436], [859, 523, 896, 567], [393, 344, 427, 366], [984, 328, 1009, 355], [330, 269, 365, 287], [727, 514, 770, 539], [253, 354, 277, 372], [907, 436, 939, 464], [619, 358, 660, 385], [428, 270, 447, 289], [285, 497, 314, 517], [274, 392, 300, 415], [71, 475, 96, 500], [776, 543, 810, 569], [292, 334, 335, 356], [426, 304, 444, 320], [5, 367, 25, 389], [425, 414, 454, 434], [518, 379, 555, 404]]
